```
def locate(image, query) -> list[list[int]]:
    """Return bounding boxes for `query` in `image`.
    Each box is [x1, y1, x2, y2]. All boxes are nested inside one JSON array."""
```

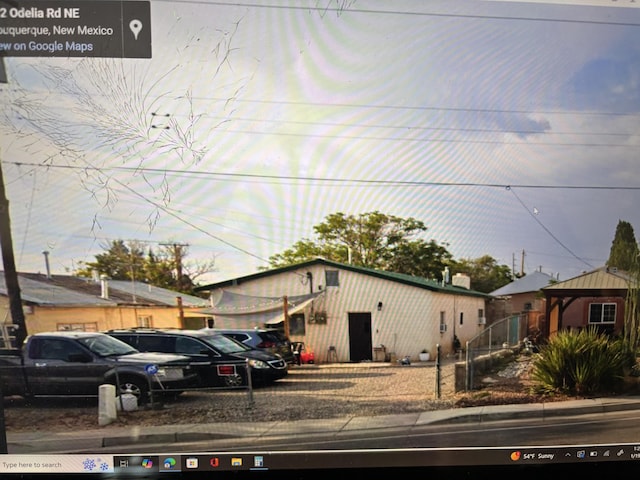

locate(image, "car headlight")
[[248, 359, 269, 369]]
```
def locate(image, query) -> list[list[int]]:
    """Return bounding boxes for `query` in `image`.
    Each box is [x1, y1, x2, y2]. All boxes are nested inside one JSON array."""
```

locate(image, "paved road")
[[8, 393, 640, 454]]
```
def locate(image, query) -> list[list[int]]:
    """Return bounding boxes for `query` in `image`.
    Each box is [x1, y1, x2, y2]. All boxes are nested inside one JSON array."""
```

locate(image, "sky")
[[1, 0, 640, 285]]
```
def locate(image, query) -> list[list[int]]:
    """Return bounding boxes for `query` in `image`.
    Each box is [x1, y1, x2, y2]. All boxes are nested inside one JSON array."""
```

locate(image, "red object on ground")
[[293, 342, 315, 364]]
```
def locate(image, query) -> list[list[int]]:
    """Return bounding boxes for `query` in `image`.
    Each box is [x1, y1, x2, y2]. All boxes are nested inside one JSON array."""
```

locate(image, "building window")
[[459, 312, 464, 326], [589, 303, 616, 324], [524, 302, 532, 311], [325, 270, 339, 287], [57, 322, 97, 332], [137, 315, 152, 327], [289, 313, 306, 335]]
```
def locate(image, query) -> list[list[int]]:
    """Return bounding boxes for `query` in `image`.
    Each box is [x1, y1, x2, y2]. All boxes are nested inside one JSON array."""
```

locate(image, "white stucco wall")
[[209, 264, 486, 363]]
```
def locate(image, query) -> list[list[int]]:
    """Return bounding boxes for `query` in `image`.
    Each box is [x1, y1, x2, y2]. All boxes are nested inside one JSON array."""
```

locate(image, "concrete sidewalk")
[[8, 396, 640, 453]]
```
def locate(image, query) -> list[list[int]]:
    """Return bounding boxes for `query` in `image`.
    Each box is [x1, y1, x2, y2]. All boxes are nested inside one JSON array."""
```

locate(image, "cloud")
[[564, 40, 640, 113]]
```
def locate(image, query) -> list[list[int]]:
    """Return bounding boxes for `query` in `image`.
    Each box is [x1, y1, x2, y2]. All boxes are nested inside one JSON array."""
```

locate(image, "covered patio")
[[542, 268, 630, 337]]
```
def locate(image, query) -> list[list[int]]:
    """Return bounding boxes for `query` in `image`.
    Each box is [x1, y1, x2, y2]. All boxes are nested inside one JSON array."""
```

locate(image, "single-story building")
[[194, 258, 491, 363], [542, 267, 630, 337], [489, 270, 557, 339], [0, 271, 211, 346]]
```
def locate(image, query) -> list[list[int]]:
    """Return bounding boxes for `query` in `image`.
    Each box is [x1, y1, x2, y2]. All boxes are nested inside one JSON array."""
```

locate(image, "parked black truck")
[[0, 331, 197, 402]]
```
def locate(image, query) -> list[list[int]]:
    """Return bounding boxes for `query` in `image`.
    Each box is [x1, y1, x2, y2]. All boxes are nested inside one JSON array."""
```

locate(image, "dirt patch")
[[2, 358, 573, 433], [450, 355, 574, 407]]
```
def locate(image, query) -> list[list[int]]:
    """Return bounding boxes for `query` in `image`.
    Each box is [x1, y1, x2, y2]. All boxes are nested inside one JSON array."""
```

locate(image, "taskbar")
[[2, 444, 640, 474]]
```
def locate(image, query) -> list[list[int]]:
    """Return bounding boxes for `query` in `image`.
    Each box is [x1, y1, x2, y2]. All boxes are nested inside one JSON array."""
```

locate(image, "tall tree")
[[607, 220, 639, 271], [144, 248, 178, 290], [265, 211, 452, 279], [607, 221, 640, 349], [76, 240, 146, 281], [451, 255, 513, 293], [76, 240, 216, 294]]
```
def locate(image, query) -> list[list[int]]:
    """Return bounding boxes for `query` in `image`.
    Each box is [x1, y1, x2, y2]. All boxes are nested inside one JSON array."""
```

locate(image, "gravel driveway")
[[5, 361, 459, 433]]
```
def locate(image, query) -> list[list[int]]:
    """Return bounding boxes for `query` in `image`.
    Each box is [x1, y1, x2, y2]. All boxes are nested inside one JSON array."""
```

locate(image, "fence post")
[[148, 374, 155, 407], [114, 366, 124, 411], [435, 344, 441, 399], [246, 358, 254, 407], [488, 328, 493, 355]]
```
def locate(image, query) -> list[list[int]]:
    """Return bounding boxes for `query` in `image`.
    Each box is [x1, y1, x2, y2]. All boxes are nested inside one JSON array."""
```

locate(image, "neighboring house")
[[0, 272, 211, 343], [541, 267, 629, 337], [194, 258, 490, 363], [488, 270, 556, 336]]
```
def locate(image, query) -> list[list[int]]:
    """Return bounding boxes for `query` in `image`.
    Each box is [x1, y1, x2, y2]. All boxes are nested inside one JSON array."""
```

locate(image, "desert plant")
[[531, 327, 635, 396]]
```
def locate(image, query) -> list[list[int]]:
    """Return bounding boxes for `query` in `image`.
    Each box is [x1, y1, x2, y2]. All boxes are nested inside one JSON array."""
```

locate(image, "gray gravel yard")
[[5, 361, 460, 433]]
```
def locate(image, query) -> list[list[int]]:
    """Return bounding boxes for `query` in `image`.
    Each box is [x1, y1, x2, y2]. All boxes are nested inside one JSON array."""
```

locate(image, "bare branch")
[[1, 16, 246, 237]]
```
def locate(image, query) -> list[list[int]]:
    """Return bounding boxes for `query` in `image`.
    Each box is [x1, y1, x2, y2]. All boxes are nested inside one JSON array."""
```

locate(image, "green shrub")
[[531, 327, 635, 396]]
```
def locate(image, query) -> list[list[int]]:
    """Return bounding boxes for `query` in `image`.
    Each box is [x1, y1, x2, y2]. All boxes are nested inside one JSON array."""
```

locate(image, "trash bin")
[[373, 345, 386, 362]]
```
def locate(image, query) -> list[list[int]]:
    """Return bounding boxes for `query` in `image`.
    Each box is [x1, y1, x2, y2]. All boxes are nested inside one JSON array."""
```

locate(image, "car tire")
[[222, 374, 245, 387], [115, 376, 149, 404]]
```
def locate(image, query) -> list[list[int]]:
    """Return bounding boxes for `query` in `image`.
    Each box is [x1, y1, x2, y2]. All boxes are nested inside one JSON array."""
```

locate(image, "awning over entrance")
[[264, 296, 316, 325], [195, 291, 323, 326]]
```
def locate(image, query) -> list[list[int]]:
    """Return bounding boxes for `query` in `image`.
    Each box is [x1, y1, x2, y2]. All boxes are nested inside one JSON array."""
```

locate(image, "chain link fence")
[[463, 313, 528, 391]]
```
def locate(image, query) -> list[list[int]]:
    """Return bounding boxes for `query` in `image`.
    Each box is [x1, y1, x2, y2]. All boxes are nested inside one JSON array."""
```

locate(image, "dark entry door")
[[348, 312, 373, 362]]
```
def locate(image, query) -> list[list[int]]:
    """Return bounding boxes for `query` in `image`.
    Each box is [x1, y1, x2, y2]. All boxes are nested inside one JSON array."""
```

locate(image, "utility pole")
[[282, 296, 290, 339], [160, 242, 189, 292], [0, 156, 26, 348], [0, 53, 19, 454]]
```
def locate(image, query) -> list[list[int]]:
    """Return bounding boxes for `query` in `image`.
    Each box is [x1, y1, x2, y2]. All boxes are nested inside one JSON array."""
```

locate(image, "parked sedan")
[[209, 328, 296, 365], [106, 329, 288, 387]]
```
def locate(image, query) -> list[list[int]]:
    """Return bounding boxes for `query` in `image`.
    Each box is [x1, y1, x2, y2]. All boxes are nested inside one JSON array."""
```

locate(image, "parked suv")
[[210, 328, 295, 365], [106, 329, 288, 387]]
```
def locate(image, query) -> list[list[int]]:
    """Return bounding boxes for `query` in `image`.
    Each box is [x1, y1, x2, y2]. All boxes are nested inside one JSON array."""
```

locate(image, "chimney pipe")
[[100, 275, 109, 299], [42, 251, 51, 279]]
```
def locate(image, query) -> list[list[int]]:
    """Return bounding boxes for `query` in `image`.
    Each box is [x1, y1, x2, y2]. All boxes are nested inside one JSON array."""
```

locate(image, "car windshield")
[[201, 334, 251, 354], [76, 335, 139, 357]]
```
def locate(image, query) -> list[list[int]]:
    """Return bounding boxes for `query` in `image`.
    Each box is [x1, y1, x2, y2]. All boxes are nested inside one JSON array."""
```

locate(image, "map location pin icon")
[[129, 19, 143, 40]]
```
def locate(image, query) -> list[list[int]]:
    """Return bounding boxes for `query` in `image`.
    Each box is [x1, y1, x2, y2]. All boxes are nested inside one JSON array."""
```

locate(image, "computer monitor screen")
[[1, 0, 640, 478]]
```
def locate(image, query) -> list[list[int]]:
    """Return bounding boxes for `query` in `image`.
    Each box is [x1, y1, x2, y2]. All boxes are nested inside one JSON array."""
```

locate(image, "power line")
[[157, 0, 640, 28], [507, 186, 594, 270], [9, 107, 639, 139], [7, 91, 640, 119], [202, 115, 640, 139], [7, 112, 640, 150], [7, 161, 640, 191]]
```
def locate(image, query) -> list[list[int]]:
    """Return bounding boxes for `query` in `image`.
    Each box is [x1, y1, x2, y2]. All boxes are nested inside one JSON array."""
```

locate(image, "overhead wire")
[[5, 0, 639, 273], [506, 186, 595, 270], [6, 161, 640, 191]]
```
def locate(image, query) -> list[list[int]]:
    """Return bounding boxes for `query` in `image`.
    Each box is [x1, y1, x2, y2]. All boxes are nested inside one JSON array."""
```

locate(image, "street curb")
[[8, 397, 640, 453]]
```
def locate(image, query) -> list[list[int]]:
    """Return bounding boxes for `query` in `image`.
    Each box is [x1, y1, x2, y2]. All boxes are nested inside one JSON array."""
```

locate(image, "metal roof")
[[107, 280, 208, 307], [195, 258, 490, 299], [0, 272, 115, 306], [542, 267, 630, 293], [490, 271, 556, 296], [0, 272, 209, 307]]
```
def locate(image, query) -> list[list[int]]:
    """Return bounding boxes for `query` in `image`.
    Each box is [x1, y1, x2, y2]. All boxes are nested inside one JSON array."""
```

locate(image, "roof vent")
[[452, 273, 471, 289], [100, 275, 109, 299]]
